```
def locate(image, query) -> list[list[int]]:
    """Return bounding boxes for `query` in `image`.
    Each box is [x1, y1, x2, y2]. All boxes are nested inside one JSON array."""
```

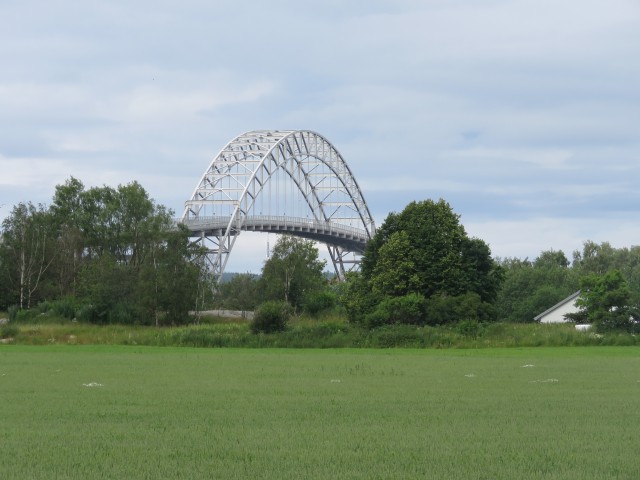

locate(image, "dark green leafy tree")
[[2, 176, 210, 324], [73, 190, 202, 324], [0, 247, 11, 309], [369, 230, 420, 297], [572, 241, 640, 307], [495, 250, 579, 322], [49, 177, 87, 296], [259, 235, 326, 309], [342, 272, 380, 324], [363, 199, 503, 303], [214, 273, 260, 311], [250, 300, 292, 333], [302, 287, 338, 316], [77, 253, 135, 324], [350, 199, 503, 326], [141, 226, 205, 325], [424, 292, 495, 326], [572, 241, 619, 276], [569, 270, 639, 332]]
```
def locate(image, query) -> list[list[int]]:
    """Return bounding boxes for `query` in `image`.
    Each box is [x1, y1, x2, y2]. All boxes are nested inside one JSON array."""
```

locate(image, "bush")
[[50, 297, 78, 319], [74, 303, 97, 323], [365, 293, 426, 328], [8, 305, 18, 322], [424, 292, 495, 326], [1, 323, 19, 338], [303, 290, 337, 316], [15, 309, 35, 323], [108, 303, 136, 324], [251, 301, 292, 334], [456, 319, 484, 338]]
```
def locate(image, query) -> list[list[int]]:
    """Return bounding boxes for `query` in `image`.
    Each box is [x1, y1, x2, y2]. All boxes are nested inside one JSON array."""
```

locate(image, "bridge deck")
[[178, 215, 369, 253]]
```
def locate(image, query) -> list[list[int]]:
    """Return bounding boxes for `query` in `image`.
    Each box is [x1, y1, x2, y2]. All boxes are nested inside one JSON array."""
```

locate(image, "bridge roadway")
[[177, 215, 369, 253]]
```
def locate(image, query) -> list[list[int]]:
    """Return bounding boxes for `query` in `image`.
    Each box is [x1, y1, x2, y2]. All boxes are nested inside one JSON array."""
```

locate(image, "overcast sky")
[[1, 0, 639, 272]]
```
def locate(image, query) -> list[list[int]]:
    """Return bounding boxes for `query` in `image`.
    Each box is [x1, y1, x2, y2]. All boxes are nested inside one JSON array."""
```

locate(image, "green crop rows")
[[1, 346, 639, 479]]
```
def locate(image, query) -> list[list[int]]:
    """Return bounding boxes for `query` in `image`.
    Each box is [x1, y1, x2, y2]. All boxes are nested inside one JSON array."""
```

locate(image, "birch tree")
[[0, 203, 55, 308]]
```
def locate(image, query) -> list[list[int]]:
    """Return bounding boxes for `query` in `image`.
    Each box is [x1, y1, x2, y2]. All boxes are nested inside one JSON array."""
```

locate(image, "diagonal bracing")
[[180, 130, 375, 283]]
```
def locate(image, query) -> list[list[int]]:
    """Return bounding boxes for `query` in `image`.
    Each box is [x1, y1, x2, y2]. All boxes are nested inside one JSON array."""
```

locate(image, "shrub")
[[108, 303, 136, 324], [15, 309, 35, 323], [368, 325, 426, 348], [342, 272, 379, 324], [456, 319, 484, 338], [76, 304, 98, 323], [303, 290, 337, 316], [1, 323, 19, 339], [364, 308, 390, 329], [424, 292, 495, 326], [8, 305, 18, 322], [365, 293, 426, 328], [50, 297, 78, 319], [251, 301, 292, 334]]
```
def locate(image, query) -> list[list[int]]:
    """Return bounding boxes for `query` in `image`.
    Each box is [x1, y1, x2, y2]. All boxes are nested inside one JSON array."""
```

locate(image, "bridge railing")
[[177, 215, 369, 240]]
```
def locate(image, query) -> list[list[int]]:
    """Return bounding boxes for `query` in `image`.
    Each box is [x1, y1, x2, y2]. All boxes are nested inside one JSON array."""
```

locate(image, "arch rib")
[[181, 130, 375, 283]]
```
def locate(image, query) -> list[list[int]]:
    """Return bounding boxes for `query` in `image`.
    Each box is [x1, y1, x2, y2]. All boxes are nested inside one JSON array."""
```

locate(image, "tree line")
[[496, 241, 640, 330], [2, 178, 639, 332], [0, 177, 209, 324], [220, 199, 640, 333]]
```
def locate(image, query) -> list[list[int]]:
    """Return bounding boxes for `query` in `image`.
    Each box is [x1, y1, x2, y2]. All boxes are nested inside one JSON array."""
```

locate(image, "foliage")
[[348, 199, 503, 327], [7, 316, 640, 348], [572, 270, 639, 333], [0, 177, 210, 324], [302, 288, 338, 316], [250, 300, 292, 333], [424, 292, 495, 326], [362, 199, 503, 303], [214, 273, 260, 311], [341, 272, 380, 324], [1, 322, 19, 338], [572, 241, 640, 306], [495, 251, 579, 322], [365, 293, 426, 328], [0, 202, 56, 309], [8, 305, 19, 322], [259, 235, 327, 309], [369, 230, 420, 296]]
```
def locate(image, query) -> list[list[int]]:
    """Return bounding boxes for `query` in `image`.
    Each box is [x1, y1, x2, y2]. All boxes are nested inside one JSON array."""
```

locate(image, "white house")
[[534, 290, 581, 323]]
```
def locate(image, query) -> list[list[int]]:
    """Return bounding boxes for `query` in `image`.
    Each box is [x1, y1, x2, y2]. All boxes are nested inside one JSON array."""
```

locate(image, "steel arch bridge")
[[179, 130, 375, 282]]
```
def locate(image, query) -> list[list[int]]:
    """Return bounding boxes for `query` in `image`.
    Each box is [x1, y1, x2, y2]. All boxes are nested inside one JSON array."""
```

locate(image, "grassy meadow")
[[4, 316, 640, 348], [1, 345, 639, 479]]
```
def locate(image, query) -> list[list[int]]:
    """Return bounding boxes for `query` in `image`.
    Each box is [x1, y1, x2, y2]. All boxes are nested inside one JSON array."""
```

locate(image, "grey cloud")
[[1, 0, 639, 269]]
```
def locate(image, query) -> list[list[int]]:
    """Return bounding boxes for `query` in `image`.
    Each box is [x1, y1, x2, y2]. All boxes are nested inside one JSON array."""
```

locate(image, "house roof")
[[534, 290, 581, 322]]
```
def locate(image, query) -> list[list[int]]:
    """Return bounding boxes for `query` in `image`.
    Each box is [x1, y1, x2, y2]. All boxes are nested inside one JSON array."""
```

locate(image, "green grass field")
[[1, 346, 639, 479]]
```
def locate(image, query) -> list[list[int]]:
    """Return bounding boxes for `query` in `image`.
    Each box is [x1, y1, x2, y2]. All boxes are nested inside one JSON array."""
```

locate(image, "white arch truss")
[[180, 130, 375, 282]]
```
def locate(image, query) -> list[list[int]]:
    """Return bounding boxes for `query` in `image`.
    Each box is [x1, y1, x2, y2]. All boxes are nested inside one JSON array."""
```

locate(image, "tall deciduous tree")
[[259, 235, 326, 309], [0, 203, 56, 308], [1, 176, 211, 323], [214, 273, 260, 311], [363, 199, 503, 301], [351, 199, 503, 325], [569, 270, 639, 332], [50, 177, 87, 296], [496, 250, 579, 322]]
